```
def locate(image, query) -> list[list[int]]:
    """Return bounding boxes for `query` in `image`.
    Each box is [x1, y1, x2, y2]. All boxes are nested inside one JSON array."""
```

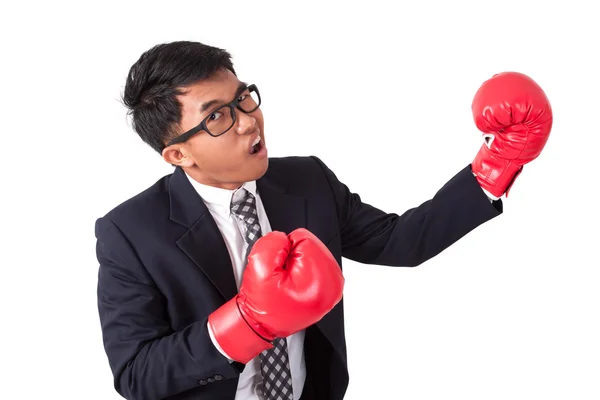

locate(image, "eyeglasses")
[[166, 84, 261, 147]]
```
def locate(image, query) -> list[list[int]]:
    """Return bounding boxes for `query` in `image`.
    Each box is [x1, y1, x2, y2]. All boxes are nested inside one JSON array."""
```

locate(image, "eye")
[[238, 94, 248, 102], [208, 111, 223, 121]]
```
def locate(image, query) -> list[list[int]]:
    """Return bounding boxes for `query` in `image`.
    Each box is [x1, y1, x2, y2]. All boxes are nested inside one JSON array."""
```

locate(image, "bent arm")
[[311, 156, 502, 267], [96, 218, 242, 400]]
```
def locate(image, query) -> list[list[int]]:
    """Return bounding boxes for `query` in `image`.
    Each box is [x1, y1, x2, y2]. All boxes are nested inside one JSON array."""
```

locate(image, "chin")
[[249, 157, 269, 180]]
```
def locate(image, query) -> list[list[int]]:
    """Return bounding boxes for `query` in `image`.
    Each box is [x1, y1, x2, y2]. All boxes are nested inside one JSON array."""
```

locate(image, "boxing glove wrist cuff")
[[472, 145, 523, 198], [208, 297, 273, 364]]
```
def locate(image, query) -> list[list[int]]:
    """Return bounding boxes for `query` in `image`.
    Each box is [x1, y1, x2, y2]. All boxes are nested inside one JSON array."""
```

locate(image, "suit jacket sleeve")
[[311, 156, 503, 267], [95, 218, 242, 400]]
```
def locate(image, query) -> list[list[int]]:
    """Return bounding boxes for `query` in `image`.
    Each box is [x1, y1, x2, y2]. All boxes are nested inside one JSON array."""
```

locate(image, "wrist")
[[208, 297, 273, 363]]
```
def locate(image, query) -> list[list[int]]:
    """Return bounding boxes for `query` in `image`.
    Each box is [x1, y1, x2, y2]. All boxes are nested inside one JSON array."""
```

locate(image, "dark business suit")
[[95, 155, 502, 400]]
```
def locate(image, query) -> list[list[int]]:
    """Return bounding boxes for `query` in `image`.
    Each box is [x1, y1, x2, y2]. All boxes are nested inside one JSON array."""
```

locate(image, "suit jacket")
[[95, 155, 502, 400]]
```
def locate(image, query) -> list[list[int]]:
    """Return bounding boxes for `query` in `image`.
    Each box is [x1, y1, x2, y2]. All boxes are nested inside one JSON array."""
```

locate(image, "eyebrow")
[[199, 81, 248, 114]]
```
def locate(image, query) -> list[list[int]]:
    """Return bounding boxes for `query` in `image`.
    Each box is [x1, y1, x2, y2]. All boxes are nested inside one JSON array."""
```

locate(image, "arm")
[[96, 218, 242, 400], [311, 156, 502, 267]]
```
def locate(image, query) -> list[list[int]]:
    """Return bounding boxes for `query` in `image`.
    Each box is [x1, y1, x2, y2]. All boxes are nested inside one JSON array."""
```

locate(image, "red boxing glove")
[[471, 72, 553, 198], [208, 228, 344, 363]]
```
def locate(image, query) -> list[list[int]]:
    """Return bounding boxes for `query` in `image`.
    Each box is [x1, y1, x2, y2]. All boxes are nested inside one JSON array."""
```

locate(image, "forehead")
[[179, 69, 241, 105]]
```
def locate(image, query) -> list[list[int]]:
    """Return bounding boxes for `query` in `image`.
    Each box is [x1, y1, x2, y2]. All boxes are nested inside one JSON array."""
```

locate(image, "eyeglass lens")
[[206, 88, 260, 136]]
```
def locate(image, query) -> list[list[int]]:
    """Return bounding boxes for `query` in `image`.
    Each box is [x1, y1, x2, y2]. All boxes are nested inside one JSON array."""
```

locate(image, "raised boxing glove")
[[208, 228, 344, 363], [471, 71, 553, 198]]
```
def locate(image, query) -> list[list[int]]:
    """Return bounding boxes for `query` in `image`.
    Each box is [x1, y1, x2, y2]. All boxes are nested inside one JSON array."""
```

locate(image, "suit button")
[[214, 374, 223, 381], [207, 377, 215, 383], [198, 379, 208, 385]]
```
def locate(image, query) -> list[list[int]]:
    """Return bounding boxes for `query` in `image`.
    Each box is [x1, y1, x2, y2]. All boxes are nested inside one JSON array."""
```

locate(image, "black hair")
[[122, 41, 236, 154]]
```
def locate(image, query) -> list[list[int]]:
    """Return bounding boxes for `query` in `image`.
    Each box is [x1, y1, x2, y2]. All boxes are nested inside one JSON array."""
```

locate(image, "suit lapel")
[[256, 173, 306, 234], [169, 167, 238, 301], [168, 164, 308, 301], [169, 164, 342, 360], [177, 216, 239, 301], [258, 173, 343, 359], [258, 170, 341, 348]]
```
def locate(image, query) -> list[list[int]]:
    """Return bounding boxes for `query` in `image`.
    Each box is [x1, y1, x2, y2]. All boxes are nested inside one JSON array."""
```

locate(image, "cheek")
[[255, 111, 265, 131], [192, 136, 243, 167]]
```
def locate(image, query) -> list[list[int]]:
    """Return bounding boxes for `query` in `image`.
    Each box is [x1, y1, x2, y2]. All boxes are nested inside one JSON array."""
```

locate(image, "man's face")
[[164, 69, 267, 189]]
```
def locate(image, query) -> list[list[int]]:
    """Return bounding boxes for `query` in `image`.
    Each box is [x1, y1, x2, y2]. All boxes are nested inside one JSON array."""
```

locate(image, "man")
[[95, 41, 552, 400]]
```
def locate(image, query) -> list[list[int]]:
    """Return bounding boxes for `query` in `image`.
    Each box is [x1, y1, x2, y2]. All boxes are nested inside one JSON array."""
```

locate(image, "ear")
[[162, 146, 195, 168]]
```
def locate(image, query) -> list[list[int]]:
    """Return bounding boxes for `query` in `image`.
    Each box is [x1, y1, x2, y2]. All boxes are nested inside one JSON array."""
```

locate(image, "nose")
[[233, 109, 257, 135]]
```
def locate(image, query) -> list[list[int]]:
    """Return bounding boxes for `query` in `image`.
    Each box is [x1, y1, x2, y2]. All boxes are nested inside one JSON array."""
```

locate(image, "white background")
[[1, 1, 599, 399]]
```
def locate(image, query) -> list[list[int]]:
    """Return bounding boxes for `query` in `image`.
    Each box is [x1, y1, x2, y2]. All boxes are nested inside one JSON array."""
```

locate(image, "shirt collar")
[[185, 173, 257, 217]]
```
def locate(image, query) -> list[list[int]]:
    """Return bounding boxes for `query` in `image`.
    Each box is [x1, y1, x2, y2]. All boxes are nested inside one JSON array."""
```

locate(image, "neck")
[[183, 166, 244, 191]]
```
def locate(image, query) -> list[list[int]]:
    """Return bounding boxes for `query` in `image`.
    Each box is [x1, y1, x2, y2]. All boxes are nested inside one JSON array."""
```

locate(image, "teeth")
[[252, 136, 261, 146]]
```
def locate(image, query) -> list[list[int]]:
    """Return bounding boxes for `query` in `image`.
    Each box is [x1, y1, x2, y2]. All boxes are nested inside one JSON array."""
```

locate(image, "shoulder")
[[261, 155, 345, 204], [264, 155, 334, 183], [96, 172, 173, 231]]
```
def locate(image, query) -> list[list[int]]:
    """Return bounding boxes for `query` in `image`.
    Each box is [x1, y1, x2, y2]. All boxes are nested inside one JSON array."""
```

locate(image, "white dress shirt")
[[186, 173, 306, 400]]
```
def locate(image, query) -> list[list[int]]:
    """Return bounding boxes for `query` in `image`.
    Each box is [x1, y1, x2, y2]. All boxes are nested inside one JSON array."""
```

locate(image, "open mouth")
[[249, 136, 263, 155]]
